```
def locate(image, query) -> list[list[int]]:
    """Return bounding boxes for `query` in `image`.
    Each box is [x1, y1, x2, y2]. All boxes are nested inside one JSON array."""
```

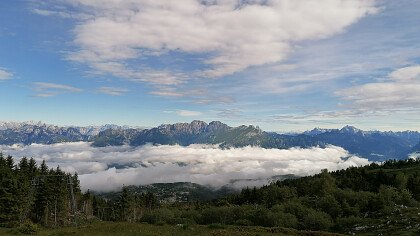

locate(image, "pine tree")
[[118, 187, 134, 221], [6, 155, 14, 170], [0, 156, 19, 225]]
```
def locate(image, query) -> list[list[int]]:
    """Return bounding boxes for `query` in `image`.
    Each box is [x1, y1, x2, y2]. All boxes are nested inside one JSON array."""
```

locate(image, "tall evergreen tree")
[[0, 156, 19, 225]]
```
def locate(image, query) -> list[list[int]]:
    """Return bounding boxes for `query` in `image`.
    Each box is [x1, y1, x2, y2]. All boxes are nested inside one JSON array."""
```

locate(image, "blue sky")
[[0, 0, 419, 131]]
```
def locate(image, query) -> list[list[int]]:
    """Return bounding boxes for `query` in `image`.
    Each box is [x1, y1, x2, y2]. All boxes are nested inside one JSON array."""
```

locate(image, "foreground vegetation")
[[1, 152, 420, 235], [0, 221, 347, 236], [0, 154, 83, 228], [91, 159, 420, 235]]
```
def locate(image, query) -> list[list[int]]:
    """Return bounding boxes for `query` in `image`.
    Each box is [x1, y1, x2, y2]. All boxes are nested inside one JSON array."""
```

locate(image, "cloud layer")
[[33, 0, 377, 98], [1, 142, 369, 192]]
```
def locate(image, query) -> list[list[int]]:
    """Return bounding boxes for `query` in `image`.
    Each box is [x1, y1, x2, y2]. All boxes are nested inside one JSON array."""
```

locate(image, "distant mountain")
[[0, 121, 131, 145], [311, 126, 419, 161], [127, 121, 269, 147], [412, 141, 420, 153], [92, 121, 420, 160], [92, 120, 321, 149], [303, 127, 334, 136], [0, 120, 419, 161]]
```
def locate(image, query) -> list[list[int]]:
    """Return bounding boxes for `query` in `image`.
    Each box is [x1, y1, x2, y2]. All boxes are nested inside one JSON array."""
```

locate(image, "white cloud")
[[389, 65, 420, 81], [337, 65, 420, 111], [176, 110, 202, 116], [43, 0, 377, 91], [164, 109, 203, 116], [1, 142, 370, 192], [0, 68, 12, 81], [32, 82, 82, 97], [32, 8, 90, 19], [97, 86, 128, 96]]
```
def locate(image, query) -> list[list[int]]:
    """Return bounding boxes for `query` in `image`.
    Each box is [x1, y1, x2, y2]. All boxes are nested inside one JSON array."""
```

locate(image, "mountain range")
[[0, 120, 419, 161]]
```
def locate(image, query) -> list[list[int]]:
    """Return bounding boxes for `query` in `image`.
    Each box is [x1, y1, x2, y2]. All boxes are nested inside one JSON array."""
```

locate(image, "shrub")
[[13, 221, 39, 235], [274, 212, 298, 228], [234, 219, 252, 226], [301, 209, 333, 231], [335, 216, 364, 231], [207, 223, 225, 229], [141, 208, 175, 224]]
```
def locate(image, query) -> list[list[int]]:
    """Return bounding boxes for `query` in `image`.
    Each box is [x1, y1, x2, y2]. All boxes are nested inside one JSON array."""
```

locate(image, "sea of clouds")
[[0, 142, 370, 192]]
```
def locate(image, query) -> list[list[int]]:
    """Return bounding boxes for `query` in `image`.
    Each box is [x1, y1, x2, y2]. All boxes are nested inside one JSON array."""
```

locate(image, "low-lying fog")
[[1, 142, 370, 192]]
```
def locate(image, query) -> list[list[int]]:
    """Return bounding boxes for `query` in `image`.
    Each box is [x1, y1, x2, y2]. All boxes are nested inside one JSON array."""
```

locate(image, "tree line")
[[0, 153, 162, 228], [92, 158, 420, 233], [1, 152, 420, 234], [0, 153, 86, 227]]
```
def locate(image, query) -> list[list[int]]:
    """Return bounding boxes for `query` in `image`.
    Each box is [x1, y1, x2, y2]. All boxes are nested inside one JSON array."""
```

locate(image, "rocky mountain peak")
[[303, 127, 333, 136], [207, 121, 230, 132], [190, 120, 208, 129], [340, 125, 362, 134]]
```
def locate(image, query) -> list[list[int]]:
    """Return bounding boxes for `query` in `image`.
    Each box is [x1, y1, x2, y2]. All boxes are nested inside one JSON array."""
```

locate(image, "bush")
[[207, 223, 225, 229], [318, 194, 342, 219], [141, 208, 175, 224], [234, 219, 252, 226], [301, 210, 333, 231], [274, 212, 298, 228], [282, 200, 308, 219], [335, 216, 364, 231], [180, 209, 200, 224], [12, 221, 39, 235], [200, 207, 234, 225]]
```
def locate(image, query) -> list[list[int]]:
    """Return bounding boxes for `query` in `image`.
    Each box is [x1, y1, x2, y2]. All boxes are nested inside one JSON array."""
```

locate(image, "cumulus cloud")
[[1, 142, 370, 192], [32, 82, 82, 97], [35, 0, 377, 97], [0, 68, 12, 81], [337, 65, 420, 111]]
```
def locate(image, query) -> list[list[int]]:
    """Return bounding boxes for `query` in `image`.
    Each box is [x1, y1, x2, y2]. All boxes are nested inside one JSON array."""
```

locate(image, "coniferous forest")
[[1, 153, 420, 235], [0, 153, 83, 228]]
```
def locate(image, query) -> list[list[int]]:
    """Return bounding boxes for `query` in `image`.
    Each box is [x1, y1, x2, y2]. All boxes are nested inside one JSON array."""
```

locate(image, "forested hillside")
[[90, 159, 420, 235], [1, 154, 419, 235]]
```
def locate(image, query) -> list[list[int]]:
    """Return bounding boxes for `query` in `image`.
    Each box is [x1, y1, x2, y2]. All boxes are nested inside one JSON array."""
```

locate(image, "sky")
[[0, 0, 419, 132]]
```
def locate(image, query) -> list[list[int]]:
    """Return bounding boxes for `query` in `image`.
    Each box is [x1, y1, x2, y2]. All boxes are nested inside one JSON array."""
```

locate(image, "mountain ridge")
[[1, 120, 419, 161]]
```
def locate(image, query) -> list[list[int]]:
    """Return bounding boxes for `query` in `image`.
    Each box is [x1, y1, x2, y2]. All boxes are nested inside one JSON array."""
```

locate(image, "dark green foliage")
[[142, 208, 175, 225], [1, 153, 419, 235], [71, 158, 420, 234], [0, 154, 83, 227], [12, 220, 39, 234], [0, 155, 20, 226], [301, 209, 333, 231]]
